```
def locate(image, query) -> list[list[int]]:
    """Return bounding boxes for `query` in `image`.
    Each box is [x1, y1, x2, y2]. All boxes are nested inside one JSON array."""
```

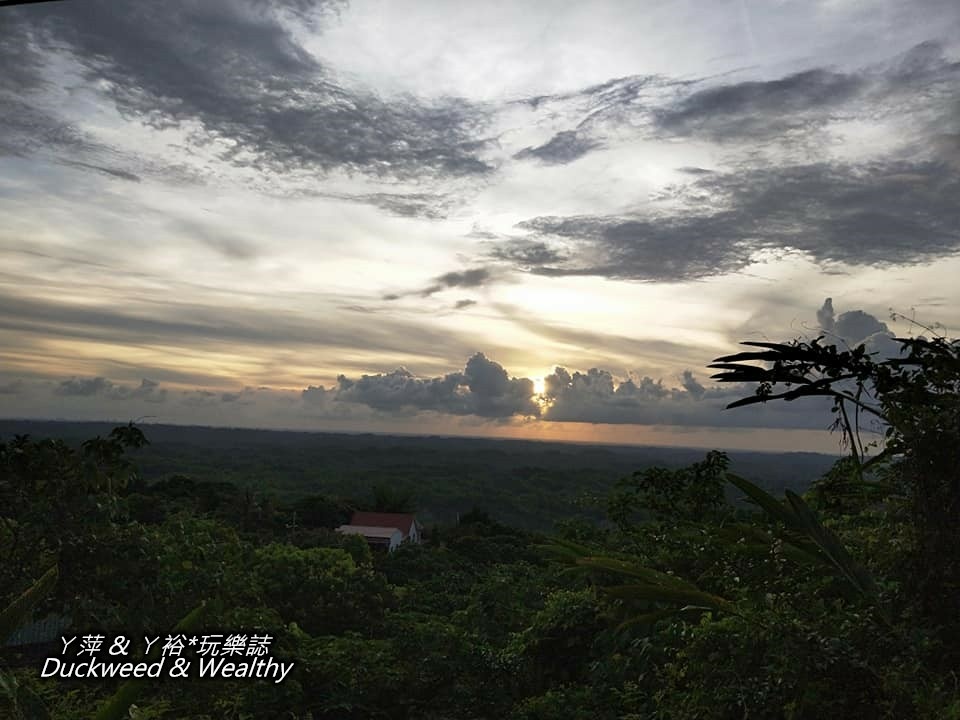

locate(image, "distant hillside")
[[0, 420, 839, 530]]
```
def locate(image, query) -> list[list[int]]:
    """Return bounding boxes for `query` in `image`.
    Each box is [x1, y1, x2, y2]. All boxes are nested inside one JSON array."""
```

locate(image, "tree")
[[370, 483, 416, 513], [710, 333, 960, 626]]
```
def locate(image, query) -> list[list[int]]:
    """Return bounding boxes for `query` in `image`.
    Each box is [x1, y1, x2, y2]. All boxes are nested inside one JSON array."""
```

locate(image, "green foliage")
[[726, 473, 879, 603], [370, 483, 416, 513], [251, 543, 391, 635], [608, 450, 729, 528], [712, 333, 960, 625], [3, 349, 958, 720], [0, 564, 58, 644], [93, 602, 209, 720]]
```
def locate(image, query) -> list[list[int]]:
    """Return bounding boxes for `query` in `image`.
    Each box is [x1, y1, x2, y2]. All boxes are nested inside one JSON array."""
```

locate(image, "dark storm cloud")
[[512, 213, 755, 281], [654, 68, 865, 141], [513, 130, 602, 165], [334, 353, 539, 418], [509, 42, 959, 164], [486, 239, 569, 267], [12, 0, 494, 181], [652, 41, 960, 144], [0, 14, 122, 170], [498, 158, 960, 282]]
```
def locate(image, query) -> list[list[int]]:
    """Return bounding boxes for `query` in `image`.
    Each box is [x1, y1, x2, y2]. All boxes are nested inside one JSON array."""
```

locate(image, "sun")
[[532, 377, 545, 396]]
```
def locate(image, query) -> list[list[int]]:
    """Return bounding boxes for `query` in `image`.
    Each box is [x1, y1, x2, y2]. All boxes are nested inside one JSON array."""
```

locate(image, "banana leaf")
[[601, 584, 737, 614], [93, 600, 210, 720]]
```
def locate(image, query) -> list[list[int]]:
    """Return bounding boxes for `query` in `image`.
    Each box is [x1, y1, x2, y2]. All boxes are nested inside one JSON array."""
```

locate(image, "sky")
[[1, 0, 958, 453]]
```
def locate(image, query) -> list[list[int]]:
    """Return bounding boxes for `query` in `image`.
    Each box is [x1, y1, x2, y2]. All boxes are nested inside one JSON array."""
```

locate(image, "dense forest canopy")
[[2, 332, 959, 718]]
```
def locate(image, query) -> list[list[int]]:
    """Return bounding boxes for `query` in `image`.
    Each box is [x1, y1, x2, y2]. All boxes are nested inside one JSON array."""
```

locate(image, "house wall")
[[388, 529, 403, 552]]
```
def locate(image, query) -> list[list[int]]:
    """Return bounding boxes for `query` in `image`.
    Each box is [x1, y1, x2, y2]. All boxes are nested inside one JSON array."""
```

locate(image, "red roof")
[[350, 512, 416, 536]]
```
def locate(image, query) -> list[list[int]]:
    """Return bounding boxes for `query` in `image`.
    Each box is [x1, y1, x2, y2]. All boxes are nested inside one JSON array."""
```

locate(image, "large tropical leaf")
[[614, 606, 711, 632], [726, 473, 879, 603], [93, 601, 210, 720], [601, 584, 737, 614], [726, 473, 802, 529], [785, 490, 878, 597], [575, 556, 696, 590]]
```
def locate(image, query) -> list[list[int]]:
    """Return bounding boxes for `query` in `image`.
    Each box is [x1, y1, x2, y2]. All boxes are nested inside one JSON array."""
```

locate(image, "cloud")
[[0, 97, 99, 159], [54, 376, 115, 397], [505, 41, 959, 164], [816, 297, 903, 359], [649, 41, 960, 151], [0, 380, 24, 395], [424, 268, 492, 295], [817, 297, 836, 333], [169, 220, 259, 260], [301, 384, 332, 405], [454, 299, 477, 310], [302, 352, 832, 430], [680, 369, 705, 399], [389, 267, 497, 299], [495, 158, 960, 282], [356, 192, 453, 220], [539, 364, 830, 429], [486, 239, 569, 268], [127, 378, 168, 403], [833, 310, 889, 345], [180, 390, 219, 407], [59, 160, 142, 183], [654, 68, 865, 142], [13, 0, 494, 182], [333, 352, 539, 419], [491, 303, 708, 369], [53, 376, 166, 402], [0, 289, 513, 371], [20, 353, 838, 432], [514, 130, 602, 165], [508, 73, 678, 164]]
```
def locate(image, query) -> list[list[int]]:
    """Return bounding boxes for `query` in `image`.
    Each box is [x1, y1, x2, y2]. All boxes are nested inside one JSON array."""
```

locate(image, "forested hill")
[[0, 420, 837, 530]]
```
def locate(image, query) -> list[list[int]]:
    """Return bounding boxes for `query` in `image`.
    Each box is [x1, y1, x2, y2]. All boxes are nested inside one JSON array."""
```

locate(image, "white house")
[[335, 524, 405, 552], [335, 512, 421, 552]]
